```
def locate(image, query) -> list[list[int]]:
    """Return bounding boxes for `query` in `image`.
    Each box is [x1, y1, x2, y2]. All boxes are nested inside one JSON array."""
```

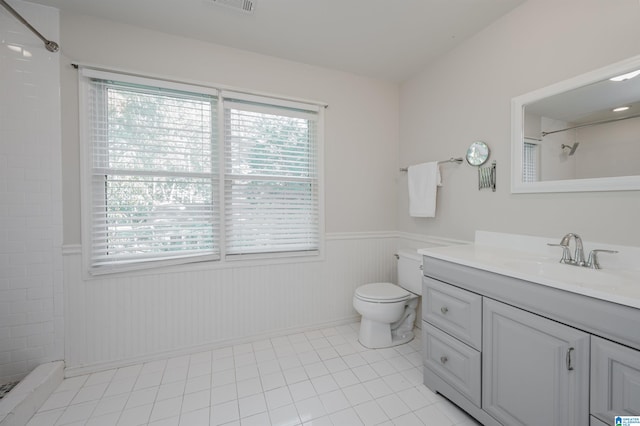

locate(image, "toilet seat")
[[355, 282, 412, 303]]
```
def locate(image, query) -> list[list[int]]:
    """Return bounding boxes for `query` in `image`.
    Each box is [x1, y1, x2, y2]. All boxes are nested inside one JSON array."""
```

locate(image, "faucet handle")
[[586, 249, 618, 270], [548, 243, 573, 264]]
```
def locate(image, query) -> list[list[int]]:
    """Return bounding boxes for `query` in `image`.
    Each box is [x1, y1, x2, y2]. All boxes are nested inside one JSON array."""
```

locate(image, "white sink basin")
[[500, 259, 638, 290], [418, 232, 640, 309]]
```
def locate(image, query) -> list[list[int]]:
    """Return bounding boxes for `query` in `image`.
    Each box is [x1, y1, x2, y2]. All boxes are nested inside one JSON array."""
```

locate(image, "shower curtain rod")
[[541, 112, 640, 137], [0, 0, 59, 52]]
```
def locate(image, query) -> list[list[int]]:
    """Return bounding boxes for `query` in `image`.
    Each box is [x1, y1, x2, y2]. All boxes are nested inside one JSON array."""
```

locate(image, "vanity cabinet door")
[[482, 299, 589, 426], [591, 336, 640, 422]]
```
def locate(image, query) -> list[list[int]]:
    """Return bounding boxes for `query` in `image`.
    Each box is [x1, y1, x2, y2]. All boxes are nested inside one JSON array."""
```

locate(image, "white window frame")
[[79, 68, 325, 276]]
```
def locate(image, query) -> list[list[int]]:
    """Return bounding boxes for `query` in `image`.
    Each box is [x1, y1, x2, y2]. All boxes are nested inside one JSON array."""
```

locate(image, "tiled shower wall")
[[0, 1, 63, 383]]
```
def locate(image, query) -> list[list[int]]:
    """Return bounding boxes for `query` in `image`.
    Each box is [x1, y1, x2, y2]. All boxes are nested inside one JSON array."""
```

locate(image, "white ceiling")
[[27, 0, 525, 82]]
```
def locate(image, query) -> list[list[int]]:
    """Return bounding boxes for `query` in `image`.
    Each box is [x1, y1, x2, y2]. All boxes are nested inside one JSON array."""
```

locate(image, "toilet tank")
[[397, 249, 423, 295]]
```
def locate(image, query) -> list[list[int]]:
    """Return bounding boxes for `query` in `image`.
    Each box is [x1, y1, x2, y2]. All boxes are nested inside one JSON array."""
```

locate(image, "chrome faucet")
[[560, 233, 586, 266], [548, 233, 618, 269], [548, 233, 584, 265]]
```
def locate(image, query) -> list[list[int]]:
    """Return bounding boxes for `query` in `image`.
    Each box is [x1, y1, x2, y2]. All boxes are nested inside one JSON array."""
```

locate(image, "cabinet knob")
[[441, 306, 448, 314], [440, 356, 448, 364]]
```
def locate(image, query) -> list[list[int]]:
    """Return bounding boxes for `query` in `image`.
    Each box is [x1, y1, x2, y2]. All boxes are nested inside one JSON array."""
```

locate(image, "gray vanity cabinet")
[[421, 255, 640, 426], [591, 336, 640, 422], [590, 416, 609, 426], [483, 298, 590, 426]]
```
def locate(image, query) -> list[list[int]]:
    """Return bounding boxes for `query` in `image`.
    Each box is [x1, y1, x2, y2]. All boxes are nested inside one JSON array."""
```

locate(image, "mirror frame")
[[511, 54, 640, 193]]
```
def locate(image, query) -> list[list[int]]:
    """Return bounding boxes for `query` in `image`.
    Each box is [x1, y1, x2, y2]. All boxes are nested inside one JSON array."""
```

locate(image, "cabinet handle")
[[441, 306, 448, 314], [440, 356, 448, 364], [566, 347, 574, 371]]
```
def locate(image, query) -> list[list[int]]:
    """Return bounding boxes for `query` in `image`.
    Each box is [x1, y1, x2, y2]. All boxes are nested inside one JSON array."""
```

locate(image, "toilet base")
[[358, 318, 416, 349], [391, 328, 415, 346], [357, 297, 418, 349]]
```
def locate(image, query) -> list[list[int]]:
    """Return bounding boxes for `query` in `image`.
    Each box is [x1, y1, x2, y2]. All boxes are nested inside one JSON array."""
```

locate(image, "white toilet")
[[353, 250, 423, 349]]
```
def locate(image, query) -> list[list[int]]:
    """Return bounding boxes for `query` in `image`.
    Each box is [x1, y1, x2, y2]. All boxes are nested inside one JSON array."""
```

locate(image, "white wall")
[[13, 0, 639, 376], [398, 0, 640, 246], [574, 117, 640, 178], [0, 2, 63, 383], [58, 14, 402, 371], [60, 14, 400, 243]]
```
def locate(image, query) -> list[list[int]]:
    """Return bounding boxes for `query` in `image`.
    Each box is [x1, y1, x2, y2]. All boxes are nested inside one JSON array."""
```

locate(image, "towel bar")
[[400, 157, 463, 172]]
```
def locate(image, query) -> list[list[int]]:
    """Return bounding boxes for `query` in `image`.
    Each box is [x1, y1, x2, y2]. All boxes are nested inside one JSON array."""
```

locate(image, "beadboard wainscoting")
[[63, 233, 410, 376]]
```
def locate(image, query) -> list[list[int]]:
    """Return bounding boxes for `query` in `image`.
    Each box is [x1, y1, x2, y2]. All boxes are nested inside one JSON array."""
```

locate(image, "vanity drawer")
[[423, 277, 482, 350], [591, 336, 640, 422], [423, 321, 481, 406]]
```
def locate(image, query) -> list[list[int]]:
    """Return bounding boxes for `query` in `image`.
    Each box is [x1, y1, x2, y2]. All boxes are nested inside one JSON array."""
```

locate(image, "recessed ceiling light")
[[613, 106, 630, 112], [609, 69, 640, 82]]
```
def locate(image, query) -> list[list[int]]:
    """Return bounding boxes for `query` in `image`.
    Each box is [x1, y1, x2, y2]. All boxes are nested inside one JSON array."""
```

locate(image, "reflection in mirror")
[[524, 74, 640, 181], [512, 54, 640, 193]]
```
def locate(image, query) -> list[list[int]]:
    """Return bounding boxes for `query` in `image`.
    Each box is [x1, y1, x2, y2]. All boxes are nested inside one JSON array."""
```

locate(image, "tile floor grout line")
[[28, 323, 479, 426]]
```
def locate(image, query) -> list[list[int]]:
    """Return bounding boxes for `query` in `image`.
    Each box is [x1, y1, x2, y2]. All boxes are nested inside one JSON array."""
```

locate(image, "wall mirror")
[[466, 141, 490, 166], [511, 54, 640, 193]]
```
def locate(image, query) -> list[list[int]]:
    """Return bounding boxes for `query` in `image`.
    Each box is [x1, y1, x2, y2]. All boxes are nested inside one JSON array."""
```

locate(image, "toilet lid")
[[355, 282, 411, 303]]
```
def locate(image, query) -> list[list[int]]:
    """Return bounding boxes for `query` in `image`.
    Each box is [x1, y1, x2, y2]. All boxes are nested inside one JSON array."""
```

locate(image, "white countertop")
[[418, 232, 640, 310]]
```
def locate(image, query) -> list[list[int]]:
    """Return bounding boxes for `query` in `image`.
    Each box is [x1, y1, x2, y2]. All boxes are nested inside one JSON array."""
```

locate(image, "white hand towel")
[[408, 162, 441, 218]]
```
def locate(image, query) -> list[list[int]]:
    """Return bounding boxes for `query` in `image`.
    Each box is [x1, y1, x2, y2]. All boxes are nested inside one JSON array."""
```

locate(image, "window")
[[522, 141, 539, 183], [81, 70, 322, 274], [223, 94, 320, 257]]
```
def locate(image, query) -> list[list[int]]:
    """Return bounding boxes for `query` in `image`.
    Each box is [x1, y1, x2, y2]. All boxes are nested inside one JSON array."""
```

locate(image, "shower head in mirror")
[[561, 143, 580, 156]]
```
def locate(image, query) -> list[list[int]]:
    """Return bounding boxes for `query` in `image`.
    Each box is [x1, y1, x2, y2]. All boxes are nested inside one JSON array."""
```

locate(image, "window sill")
[[83, 249, 324, 281]]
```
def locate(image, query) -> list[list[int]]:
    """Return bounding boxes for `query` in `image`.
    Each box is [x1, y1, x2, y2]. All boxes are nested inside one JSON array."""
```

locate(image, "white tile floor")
[[28, 323, 481, 426]]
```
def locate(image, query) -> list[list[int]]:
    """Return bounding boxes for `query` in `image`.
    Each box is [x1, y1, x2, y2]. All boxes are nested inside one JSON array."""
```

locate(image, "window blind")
[[522, 142, 539, 183], [223, 98, 319, 256], [87, 78, 219, 270]]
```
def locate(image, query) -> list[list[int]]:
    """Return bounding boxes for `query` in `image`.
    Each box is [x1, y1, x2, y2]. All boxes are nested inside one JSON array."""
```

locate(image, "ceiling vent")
[[211, 0, 256, 14]]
